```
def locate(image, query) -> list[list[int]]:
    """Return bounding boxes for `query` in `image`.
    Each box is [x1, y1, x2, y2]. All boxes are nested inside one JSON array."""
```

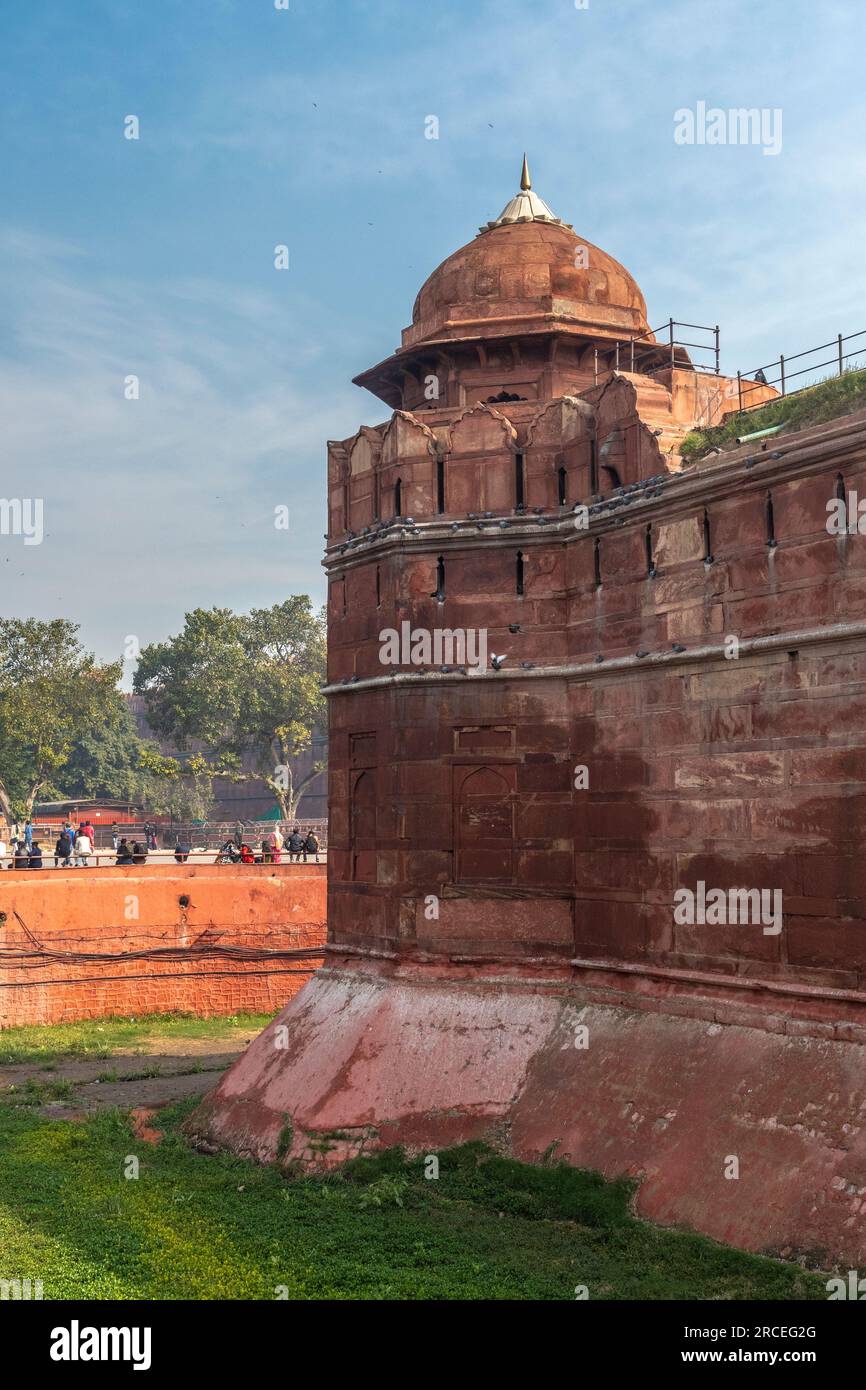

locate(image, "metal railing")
[[735, 329, 866, 413], [595, 318, 721, 384]]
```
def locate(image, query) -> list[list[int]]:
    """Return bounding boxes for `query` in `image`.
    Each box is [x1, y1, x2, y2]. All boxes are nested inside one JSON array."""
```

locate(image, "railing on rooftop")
[[594, 318, 721, 384], [735, 329, 866, 413]]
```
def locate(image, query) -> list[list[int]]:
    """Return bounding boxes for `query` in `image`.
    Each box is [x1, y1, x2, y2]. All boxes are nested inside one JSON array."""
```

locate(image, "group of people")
[[0, 818, 98, 869], [1, 817, 323, 869], [233, 822, 320, 864]]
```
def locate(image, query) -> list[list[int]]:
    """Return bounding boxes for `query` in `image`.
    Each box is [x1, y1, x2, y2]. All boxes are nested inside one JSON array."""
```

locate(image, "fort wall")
[[0, 864, 326, 1027]]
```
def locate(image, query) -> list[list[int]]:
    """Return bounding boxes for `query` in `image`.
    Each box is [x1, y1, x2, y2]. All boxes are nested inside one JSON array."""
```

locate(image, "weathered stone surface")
[[196, 170, 866, 1263], [193, 959, 866, 1267]]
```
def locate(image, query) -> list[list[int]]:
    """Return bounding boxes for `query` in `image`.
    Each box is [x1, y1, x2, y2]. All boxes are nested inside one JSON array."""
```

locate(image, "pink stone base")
[[190, 957, 866, 1266]]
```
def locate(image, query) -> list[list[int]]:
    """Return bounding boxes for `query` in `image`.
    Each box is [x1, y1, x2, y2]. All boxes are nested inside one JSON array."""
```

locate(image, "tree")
[[134, 747, 215, 822], [60, 705, 215, 822], [0, 619, 123, 822], [59, 698, 145, 804], [133, 598, 326, 820]]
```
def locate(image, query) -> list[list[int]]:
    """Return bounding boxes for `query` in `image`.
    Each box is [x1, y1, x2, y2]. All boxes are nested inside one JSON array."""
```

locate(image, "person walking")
[[24, 819, 33, 851], [111, 821, 119, 852], [74, 825, 92, 867], [235, 820, 245, 850]]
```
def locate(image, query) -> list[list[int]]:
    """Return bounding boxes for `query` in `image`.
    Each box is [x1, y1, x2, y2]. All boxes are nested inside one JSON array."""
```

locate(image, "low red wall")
[[0, 864, 326, 1027]]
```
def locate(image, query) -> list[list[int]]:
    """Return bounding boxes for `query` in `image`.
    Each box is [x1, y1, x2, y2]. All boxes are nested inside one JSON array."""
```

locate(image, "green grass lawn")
[[0, 1011, 274, 1066], [0, 1093, 826, 1301]]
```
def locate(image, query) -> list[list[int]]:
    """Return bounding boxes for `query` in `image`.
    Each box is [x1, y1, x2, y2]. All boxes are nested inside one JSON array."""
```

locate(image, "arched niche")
[[455, 764, 516, 883]]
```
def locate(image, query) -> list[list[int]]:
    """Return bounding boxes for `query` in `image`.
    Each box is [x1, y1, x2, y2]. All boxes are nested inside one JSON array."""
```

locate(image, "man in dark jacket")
[[55, 830, 73, 867], [28, 841, 44, 868]]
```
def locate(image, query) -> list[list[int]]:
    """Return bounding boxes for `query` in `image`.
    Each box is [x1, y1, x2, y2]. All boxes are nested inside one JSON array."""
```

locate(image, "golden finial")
[[520, 153, 531, 191]]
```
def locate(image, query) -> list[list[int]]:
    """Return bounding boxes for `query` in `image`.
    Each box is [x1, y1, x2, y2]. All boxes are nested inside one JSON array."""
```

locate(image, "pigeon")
[[508, 623, 522, 634], [490, 653, 507, 670], [754, 368, 768, 385]]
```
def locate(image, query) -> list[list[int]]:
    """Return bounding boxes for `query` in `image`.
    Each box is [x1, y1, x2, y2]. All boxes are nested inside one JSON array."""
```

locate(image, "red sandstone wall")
[[326, 411, 866, 996], [0, 864, 326, 1027]]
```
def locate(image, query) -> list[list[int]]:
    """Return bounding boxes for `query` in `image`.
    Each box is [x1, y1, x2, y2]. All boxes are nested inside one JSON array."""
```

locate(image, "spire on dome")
[[479, 156, 573, 235]]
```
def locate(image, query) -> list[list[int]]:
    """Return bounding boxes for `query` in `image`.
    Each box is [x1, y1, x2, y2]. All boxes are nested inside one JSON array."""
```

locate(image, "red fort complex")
[[196, 161, 866, 1267]]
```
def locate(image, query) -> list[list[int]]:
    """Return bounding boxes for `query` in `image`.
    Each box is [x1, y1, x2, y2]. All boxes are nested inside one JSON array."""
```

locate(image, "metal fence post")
[[594, 347, 598, 385], [669, 318, 675, 368], [714, 325, 720, 375], [780, 354, 785, 396], [737, 370, 743, 413], [839, 333, 844, 375]]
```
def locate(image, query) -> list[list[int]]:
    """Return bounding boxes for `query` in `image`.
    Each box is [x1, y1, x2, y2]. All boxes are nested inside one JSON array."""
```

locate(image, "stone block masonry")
[[193, 163, 866, 1265], [0, 864, 326, 1027]]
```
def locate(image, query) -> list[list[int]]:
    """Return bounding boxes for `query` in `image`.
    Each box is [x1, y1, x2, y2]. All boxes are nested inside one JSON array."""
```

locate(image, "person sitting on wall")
[[240, 843, 255, 864], [55, 829, 73, 867], [131, 841, 148, 865], [261, 837, 273, 864], [174, 839, 190, 864], [287, 829, 304, 861], [74, 826, 93, 868], [116, 837, 134, 865], [28, 840, 43, 868], [304, 829, 319, 862], [13, 841, 30, 869]]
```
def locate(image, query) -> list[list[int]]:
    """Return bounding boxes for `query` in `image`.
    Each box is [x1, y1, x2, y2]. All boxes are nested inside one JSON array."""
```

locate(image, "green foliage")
[[276, 1119, 294, 1161], [680, 366, 866, 462], [133, 746, 215, 821], [133, 598, 326, 819], [58, 699, 142, 802], [0, 1098, 826, 1300], [356, 1174, 409, 1209], [0, 619, 123, 820]]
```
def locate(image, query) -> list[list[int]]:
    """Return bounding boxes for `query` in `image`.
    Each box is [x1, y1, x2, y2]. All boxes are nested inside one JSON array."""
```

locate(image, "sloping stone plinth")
[[190, 957, 866, 1267]]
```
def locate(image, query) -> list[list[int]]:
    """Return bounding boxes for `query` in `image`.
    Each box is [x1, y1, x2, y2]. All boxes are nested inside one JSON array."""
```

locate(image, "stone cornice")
[[323, 619, 866, 695]]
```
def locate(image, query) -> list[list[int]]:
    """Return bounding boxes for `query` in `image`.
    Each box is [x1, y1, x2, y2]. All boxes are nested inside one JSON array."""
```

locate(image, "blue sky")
[[2, 0, 864, 670]]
